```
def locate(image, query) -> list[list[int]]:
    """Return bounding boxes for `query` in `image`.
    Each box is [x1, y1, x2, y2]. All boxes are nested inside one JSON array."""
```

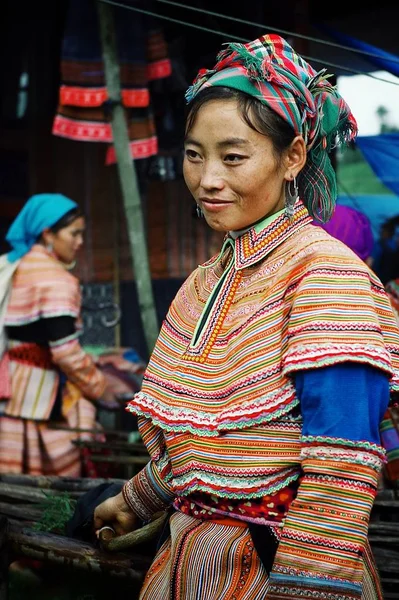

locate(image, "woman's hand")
[[94, 491, 138, 536]]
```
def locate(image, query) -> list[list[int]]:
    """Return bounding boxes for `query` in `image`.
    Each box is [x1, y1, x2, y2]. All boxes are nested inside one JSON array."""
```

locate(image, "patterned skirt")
[[139, 512, 382, 600], [140, 512, 268, 600], [0, 397, 99, 476]]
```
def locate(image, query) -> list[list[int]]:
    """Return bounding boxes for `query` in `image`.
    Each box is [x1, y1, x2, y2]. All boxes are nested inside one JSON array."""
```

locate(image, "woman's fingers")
[[93, 492, 138, 537], [93, 512, 105, 531]]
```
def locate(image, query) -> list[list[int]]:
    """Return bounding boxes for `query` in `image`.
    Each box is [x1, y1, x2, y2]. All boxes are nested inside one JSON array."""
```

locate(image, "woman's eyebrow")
[[217, 138, 250, 148], [184, 136, 250, 147]]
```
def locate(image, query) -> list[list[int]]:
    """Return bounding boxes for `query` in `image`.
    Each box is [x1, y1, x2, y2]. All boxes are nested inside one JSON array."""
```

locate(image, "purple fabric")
[[313, 204, 374, 261]]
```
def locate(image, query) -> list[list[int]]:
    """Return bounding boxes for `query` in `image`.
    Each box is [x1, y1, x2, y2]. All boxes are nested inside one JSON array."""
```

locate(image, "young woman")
[[94, 34, 399, 599], [0, 193, 111, 476]]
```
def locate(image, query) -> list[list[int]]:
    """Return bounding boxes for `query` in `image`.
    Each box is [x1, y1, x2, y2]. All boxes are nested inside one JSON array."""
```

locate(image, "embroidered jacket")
[[124, 202, 399, 598], [3, 245, 105, 420]]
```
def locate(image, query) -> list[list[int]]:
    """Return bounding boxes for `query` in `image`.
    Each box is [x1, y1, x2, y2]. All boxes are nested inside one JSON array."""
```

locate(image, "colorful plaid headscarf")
[[185, 34, 358, 222]]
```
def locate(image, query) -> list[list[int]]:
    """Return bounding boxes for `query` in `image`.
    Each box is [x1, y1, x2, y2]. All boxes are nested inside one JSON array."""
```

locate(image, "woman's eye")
[[225, 154, 244, 163], [185, 149, 201, 160]]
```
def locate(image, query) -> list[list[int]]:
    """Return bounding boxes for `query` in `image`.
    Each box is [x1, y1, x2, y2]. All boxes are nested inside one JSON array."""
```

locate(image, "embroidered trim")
[[300, 446, 385, 470], [49, 332, 80, 348], [123, 467, 171, 521], [283, 343, 393, 376], [235, 204, 312, 269], [147, 58, 172, 80], [301, 435, 385, 454], [105, 137, 158, 164], [269, 573, 362, 596], [60, 85, 150, 108], [184, 269, 242, 361], [268, 586, 360, 599], [272, 565, 361, 586], [171, 469, 300, 499], [5, 310, 79, 326], [126, 386, 299, 435]]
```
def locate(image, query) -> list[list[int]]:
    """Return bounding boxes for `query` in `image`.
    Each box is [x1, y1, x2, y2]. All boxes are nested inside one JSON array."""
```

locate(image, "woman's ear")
[[41, 227, 53, 246], [283, 136, 307, 180]]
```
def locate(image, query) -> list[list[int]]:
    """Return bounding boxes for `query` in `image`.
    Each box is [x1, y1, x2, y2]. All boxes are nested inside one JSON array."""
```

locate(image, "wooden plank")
[[369, 522, 399, 535], [0, 483, 81, 503], [372, 499, 399, 508], [88, 455, 149, 465], [0, 501, 42, 522], [7, 523, 152, 581], [372, 546, 399, 573], [0, 474, 126, 492], [369, 536, 399, 543], [47, 424, 130, 438], [72, 439, 148, 453]]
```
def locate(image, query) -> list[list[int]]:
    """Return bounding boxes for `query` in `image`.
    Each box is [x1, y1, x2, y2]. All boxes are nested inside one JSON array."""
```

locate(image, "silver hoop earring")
[[46, 242, 53, 254], [285, 177, 298, 220], [196, 205, 204, 218]]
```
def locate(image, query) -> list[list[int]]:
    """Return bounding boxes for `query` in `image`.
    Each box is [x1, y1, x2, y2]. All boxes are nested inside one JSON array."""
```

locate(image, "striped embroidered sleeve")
[[123, 417, 175, 521], [50, 337, 106, 401], [282, 257, 399, 386], [268, 364, 388, 599]]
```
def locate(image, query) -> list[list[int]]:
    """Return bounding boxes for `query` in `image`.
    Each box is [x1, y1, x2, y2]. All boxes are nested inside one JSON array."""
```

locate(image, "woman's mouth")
[[200, 199, 233, 212]]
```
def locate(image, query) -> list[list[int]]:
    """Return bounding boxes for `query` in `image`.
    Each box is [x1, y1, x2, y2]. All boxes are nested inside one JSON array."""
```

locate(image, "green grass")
[[338, 159, 395, 196]]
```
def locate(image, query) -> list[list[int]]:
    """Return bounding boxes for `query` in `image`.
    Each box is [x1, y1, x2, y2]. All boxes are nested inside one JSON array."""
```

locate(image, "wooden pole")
[[97, 0, 159, 355]]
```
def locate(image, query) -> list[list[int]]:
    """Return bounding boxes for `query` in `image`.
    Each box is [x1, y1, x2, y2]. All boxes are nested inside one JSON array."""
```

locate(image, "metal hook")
[[82, 302, 122, 328]]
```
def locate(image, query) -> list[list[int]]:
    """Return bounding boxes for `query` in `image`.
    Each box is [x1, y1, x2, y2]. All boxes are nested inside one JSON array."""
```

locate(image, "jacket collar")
[[231, 200, 312, 270]]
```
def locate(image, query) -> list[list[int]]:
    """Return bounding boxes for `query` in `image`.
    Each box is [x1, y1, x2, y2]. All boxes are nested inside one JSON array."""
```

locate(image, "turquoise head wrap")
[[6, 194, 78, 262]]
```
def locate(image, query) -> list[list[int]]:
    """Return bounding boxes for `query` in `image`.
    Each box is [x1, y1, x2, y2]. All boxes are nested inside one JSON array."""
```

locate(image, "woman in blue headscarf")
[[0, 194, 109, 476]]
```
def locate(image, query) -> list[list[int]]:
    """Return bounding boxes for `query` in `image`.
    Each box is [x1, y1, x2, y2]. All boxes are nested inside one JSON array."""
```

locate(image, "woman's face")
[[183, 98, 290, 232], [50, 217, 85, 264]]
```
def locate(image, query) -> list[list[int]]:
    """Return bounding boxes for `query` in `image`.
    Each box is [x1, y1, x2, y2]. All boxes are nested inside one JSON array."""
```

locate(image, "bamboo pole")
[[99, 512, 167, 552], [96, 0, 159, 354]]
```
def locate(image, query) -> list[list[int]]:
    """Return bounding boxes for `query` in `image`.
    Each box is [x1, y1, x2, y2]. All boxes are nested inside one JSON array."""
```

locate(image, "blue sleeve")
[[294, 363, 390, 445]]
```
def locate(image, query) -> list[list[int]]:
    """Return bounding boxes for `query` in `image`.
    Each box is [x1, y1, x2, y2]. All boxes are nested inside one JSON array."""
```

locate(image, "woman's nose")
[[200, 161, 225, 190]]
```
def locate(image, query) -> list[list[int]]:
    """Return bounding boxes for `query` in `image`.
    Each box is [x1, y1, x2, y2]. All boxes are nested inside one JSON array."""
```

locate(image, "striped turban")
[[185, 34, 358, 222]]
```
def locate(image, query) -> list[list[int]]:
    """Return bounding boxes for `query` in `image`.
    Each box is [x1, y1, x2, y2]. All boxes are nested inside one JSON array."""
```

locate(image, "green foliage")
[[33, 492, 75, 534], [376, 105, 399, 134], [380, 123, 399, 134]]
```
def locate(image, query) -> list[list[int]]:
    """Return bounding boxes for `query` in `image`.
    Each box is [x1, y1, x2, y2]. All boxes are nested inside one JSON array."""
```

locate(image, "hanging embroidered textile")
[[52, 0, 171, 165]]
